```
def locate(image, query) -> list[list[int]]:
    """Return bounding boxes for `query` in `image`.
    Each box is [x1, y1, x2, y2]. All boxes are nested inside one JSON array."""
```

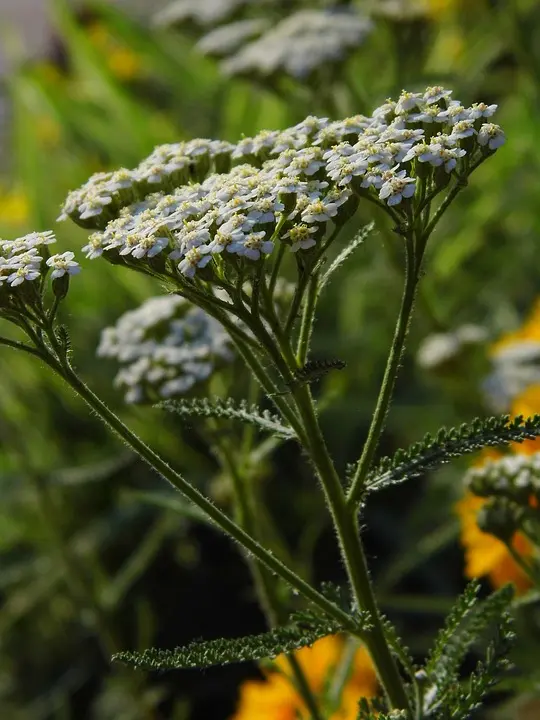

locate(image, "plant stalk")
[[347, 234, 421, 508]]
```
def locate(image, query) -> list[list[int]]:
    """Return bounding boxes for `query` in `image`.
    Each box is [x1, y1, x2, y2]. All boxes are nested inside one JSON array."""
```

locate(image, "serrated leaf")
[[158, 397, 296, 440], [320, 224, 373, 292], [424, 583, 514, 716], [366, 415, 540, 494], [113, 617, 346, 671]]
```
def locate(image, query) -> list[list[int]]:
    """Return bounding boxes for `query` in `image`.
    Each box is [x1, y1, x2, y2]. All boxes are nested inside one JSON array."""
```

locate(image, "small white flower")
[[79, 194, 113, 220], [131, 236, 170, 259], [408, 105, 447, 124], [423, 86, 452, 105], [234, 231, 273, 260], [46, 251, 81, 279], [477, 123, 506, 150], [7, 265, 41, 286], [379, 170, 416, 206], [438, 101, 472, 124], [449, 120, 477, 141], [395, 91, 424, 114], [8, 248, 43, 267], [284, 224, 317, 252], [178, 247, 212, 278], [469, 102, 498, 120], [301, 199, 339, 224], [82, 234, 106, 259]]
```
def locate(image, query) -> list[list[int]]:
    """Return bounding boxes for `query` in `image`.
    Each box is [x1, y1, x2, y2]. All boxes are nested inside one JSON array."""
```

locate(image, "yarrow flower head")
[[220, 10, 373, 80], [60, 87, 504, 294], [98, 294, 233, 404], [457, 440, 540, 596], [483, 299, 540, 412], [0, 230, 79, 292]]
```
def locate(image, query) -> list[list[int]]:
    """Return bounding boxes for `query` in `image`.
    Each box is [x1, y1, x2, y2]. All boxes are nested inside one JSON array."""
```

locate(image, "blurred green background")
[[2, 1, 540, 718]]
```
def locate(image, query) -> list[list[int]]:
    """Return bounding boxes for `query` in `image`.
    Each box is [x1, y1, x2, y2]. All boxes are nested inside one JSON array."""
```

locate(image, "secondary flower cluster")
[[466, 451, 540, 506], [98, 294, 233, 404], [484, 299, 540, 412], [156, 1, 373, 81], [457, 300, 540, 594], [0, 230, 80, 292], [216, 10, 373, 80], [60, 88, 505, 284]]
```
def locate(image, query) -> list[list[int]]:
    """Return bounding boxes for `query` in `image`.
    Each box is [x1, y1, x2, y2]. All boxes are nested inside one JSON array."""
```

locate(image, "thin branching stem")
[[347, 231, 421, 508]]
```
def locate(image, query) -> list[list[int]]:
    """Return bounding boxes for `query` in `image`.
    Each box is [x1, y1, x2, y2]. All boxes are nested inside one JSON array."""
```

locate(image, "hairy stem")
[[290, 382, 411, 712], [347, 233, 420, 508], [48, 359, 356, 633], [296, 272, 319, 366], [215, 435, 324, 720]]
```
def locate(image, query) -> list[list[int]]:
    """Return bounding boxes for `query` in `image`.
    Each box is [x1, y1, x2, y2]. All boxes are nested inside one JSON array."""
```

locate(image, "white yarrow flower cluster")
[[98, 295, 233, 403], [59, 138, 235, 228], [154, 0, 254, 28], [465, 451, 540, 499], [0, 230, 78, 290], [63, 87, 504, 281], [221, 10, 373, 79]]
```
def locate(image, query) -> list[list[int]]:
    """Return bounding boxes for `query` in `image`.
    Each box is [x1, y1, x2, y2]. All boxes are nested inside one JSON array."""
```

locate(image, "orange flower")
[[510, 385, 540, 455], [231, 635, 377, 720], [491, 300, 540, 354], [456, 492, 533, 594]]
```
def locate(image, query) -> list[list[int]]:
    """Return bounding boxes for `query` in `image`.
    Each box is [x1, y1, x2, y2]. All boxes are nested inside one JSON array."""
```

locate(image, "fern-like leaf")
[[320, 223, 373, 291], [432, 611, 515, 720], [158, 398, 296, 440], [291, 358, 346, 386], [113, 615, 354, 671], [423, 583, 514, 716], [381, 616, 417, 680], [365, 414, 540, 494]]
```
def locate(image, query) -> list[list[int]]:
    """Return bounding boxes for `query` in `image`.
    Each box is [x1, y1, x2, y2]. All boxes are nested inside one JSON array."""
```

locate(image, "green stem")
[[290, 383, 411, 712], [214, 435, 324, 720], [50, 361, 355, 633], [0, 335, 48, 361], [347, 234, 420, 508], [269, 243, 287, 296], [296, 272, 319, 366], [503, 540, 540, 588]]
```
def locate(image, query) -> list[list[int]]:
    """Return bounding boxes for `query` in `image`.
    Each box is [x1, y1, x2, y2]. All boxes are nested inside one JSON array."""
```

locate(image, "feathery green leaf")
[[423, 583, 514, 716], [320, 224, 373, 291], [365, 415, 540, 495], [113, 615, 352, 671], [158, 397, 296, 440]]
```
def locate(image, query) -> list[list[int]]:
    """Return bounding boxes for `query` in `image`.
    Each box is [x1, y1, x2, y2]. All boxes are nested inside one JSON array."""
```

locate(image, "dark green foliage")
[[158, 397, 296, 439], [432, 612, 515, 720], [380, 616, 417, 681], [356, 696, 406, 719], [320, 224, 373, 292], [421, 583, 515, 717], [113, 617, 346, 672], [112, 584, 372, 672], [365, 415, 540, 495], [293, 358, 347, 385]]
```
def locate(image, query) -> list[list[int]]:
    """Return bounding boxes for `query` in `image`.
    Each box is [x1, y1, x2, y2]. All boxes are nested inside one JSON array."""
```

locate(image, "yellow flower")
[[86, 21, 142, 81], [491, 299, 540, 353], [0, 188, 30, 227], [456, 491, 533, 595], [510, 385, 540, 455], [230, 635, 377, 720], [427, 0, 460, 18]]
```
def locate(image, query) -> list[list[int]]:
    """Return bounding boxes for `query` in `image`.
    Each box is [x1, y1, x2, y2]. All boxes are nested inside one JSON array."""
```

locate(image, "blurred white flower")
[[98, 295, 233, 403]]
